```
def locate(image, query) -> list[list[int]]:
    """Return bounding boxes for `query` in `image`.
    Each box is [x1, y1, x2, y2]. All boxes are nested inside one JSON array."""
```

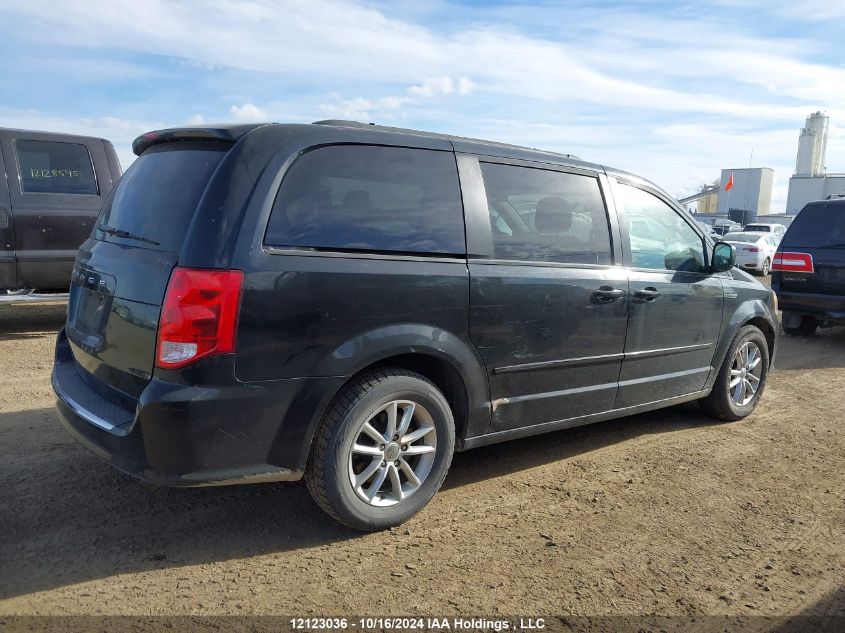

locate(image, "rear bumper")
[[736, 253, 765, 271], [52, 329, 345, 487], [775, 290, 845, 324]]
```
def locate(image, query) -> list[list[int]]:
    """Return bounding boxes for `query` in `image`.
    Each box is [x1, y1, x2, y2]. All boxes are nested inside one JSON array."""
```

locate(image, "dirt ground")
[[0, 300, 843, 627]]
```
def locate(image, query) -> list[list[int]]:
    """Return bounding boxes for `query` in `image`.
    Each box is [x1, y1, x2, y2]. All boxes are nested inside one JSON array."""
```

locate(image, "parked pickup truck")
[[0, 128, 121, 292]]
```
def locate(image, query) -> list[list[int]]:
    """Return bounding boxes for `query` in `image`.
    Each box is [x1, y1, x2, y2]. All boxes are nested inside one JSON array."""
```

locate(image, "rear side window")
[[16, 139, 98, 195], [97, 143, 226, 252], [479, 162, 612, 265], [783, 203, 845, 248], [266, 145, 465, 255]]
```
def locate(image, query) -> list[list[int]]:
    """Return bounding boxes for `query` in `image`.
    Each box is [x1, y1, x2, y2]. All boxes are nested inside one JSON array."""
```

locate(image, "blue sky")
[[1, 0, 844, 211]]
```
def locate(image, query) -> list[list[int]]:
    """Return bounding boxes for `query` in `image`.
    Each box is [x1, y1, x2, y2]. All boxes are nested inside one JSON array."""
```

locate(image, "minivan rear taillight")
[[156, 268, 244, 369], [772, 251, 814, 273]]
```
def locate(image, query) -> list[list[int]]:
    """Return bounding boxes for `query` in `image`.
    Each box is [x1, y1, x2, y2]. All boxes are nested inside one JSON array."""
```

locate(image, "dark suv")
[[53, 121, 777, 530], [772, 199, 845, 335]]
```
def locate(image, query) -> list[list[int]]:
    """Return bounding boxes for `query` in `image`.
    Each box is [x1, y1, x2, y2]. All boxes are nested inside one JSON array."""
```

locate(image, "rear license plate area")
[[75, 287, 110, 333]]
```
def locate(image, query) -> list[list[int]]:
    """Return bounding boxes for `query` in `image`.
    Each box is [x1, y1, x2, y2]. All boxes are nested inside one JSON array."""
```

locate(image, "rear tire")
[[760, 258, 770, 276], [699, 325, 769, 421], [784, 316, 818, 337], [305, 368, 455, 531]]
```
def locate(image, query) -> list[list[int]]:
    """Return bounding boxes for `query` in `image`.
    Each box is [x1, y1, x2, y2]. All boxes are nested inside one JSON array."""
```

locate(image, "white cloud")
[[318, 75, 473, 122], [456, 77, 475, 96], [1, 0, 844, 211], [8, 0, 842, 119], [317, 94, 413, 121], [229, 103, 267, 122], [187, 114, 205, 125], [406, 76, 475, 97], [712, 0, 845, 21]]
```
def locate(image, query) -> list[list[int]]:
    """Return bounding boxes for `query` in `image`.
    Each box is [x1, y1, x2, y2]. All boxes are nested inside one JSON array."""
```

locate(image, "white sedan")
[[723, 232, 780, 276]]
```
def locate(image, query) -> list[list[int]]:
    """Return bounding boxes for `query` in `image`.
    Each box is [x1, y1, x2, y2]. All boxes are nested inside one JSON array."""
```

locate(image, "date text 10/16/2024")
[[289, 617, 547, 631]]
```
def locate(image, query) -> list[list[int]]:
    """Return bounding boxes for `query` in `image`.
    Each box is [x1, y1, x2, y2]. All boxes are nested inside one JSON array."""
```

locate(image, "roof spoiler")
[[132, 124, 264, 156]]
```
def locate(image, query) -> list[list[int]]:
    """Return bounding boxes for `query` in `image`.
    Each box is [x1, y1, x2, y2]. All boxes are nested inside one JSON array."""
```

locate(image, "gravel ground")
[[0, 301, 843, 627]]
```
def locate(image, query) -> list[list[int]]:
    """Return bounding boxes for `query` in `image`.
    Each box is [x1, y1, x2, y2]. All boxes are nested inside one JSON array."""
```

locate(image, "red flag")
[[724, 172, 734, 191]]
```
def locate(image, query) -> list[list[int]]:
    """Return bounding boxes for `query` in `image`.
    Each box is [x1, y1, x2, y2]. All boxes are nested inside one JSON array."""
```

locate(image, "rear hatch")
[[66, 141, 230, 398], [774, 201, 845, 295]]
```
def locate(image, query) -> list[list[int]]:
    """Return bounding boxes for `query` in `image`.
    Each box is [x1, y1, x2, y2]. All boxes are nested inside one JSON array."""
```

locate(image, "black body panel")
[[0, 128, 121, 290], [470, 262, 628, 431], [619, 270, 722, 407], [0, 148, 12, 288], [52, 120, 779, 487], [66, 239, 177, 397]]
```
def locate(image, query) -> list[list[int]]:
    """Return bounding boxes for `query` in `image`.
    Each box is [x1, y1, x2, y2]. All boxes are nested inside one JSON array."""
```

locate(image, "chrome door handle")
[[591, 286, 625, 303], [633, 287, 661, 302]]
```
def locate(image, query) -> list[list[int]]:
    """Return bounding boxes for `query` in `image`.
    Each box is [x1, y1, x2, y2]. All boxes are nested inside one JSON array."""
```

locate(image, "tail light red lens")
[[156, 267, 244, 369], [772, 251, 814, 273], [743, 246, 759, 253]]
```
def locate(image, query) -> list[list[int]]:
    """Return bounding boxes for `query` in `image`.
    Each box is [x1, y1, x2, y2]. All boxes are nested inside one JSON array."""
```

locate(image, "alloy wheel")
[[729, 341, 763, 406], [347, 400, 437, 507]]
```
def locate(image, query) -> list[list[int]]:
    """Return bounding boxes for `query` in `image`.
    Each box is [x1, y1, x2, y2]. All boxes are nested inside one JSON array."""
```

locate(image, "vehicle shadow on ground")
[[0, 398, 720, 600], [0, 304, 66, 338], [776, 326, 845, 371], [0, 405, 356, 600], [772, 584, 845, 630], [445, 400, 718, 491]]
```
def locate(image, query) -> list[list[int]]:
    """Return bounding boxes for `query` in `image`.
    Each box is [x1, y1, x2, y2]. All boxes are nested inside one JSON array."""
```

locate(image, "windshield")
[[784, 203, 845, 249], [96, 142, 227, 252]]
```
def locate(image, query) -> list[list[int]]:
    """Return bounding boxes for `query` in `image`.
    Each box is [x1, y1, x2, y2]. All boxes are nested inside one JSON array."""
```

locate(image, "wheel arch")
[[289, 325, 492, 471], [706, 298, 778, 391], [743, 315, 776, 364]]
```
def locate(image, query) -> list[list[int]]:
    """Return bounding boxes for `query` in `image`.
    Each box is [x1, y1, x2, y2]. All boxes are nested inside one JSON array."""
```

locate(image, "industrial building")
[[785, 111, 845, 214], [716, 167, 774, 217], [682, 111, 843, 222], [679, 168, 774, 224]]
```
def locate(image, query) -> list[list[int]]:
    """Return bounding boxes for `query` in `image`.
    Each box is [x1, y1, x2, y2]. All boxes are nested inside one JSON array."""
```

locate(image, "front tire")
[[699, 325, 769, 421], [305, 369, 455, 531]]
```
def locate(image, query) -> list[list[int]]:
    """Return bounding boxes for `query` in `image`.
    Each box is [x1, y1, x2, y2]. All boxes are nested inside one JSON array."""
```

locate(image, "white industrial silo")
[[794, 111, 829, 177]]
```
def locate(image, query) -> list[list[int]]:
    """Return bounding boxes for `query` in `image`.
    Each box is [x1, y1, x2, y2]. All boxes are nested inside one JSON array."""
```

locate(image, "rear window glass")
[[784, 203, 845, 248], [480, 162, 612, 265], [265, 145, 465, 254], [724, 232, 761, 244], [744, 224, 771, 232], [16, 139, 98, 195], [96, 143, 226, 253]]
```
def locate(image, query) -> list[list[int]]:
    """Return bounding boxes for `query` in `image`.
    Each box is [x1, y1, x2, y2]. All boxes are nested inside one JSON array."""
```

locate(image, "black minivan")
[[53, 121, 778, 530], [771, 199, 845, 336], [0, 128, 121, 292]]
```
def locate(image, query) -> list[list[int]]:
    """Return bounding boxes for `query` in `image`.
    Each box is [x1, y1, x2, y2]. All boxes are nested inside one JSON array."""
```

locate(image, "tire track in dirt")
[[0, 306, 842, 621]]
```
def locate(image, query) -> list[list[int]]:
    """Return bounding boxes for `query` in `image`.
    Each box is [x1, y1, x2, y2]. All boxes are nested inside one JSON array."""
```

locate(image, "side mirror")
[[711, 241, 736, 273]]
